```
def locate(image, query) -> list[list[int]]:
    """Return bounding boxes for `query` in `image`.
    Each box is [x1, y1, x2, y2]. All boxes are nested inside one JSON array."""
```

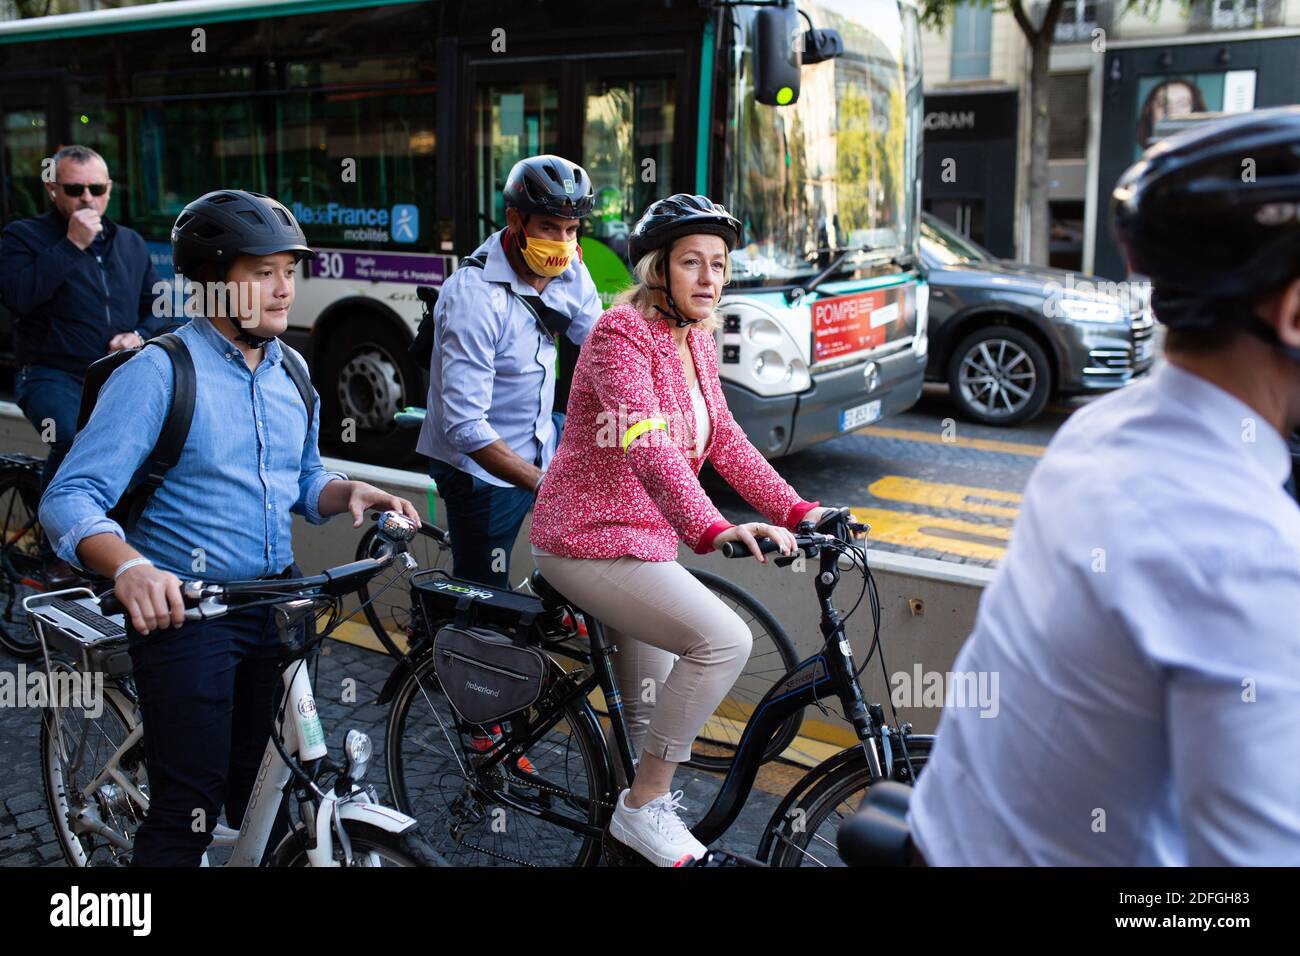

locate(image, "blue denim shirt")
[[415, 230, 600, 486], [40, 316, 347, 581]]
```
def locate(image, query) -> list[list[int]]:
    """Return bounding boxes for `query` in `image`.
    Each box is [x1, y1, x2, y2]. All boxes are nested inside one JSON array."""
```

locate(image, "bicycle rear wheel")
[[683, 568, 802, 773], [353, 521, 452, 652], [0, 465, 48, 659], [385, 653, 610, 866], [41, 660, 146, 867], [767, 736, 932, 868]]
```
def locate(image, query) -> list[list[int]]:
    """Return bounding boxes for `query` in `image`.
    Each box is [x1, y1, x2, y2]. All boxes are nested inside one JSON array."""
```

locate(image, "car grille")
[[1083, 312, 1156, 376]]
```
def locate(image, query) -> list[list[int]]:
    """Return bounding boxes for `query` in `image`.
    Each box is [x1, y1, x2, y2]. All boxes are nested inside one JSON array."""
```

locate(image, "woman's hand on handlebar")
[[115, 564, 186, 635], [713, 522, 797, 563]]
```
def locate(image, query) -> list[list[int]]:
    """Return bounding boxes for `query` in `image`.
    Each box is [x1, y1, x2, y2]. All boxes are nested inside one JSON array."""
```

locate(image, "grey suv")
[[920, 214, 1155, 426]]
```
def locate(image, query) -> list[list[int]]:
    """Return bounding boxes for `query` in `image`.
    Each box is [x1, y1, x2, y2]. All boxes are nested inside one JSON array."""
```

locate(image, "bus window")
[[276, 58, 435, 249], [2, 107, 46, 222], [126, 66, 264, 240], [472, 80, 559, 244], [582, 75, 676, 273]]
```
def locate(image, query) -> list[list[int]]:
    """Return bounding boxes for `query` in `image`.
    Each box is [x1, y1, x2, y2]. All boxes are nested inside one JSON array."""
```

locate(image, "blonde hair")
[[614, 240, 731, 334]]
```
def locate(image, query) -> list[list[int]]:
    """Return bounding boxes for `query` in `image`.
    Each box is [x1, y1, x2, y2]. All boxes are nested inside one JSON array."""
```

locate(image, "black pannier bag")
[[413, 570, 548, 726]]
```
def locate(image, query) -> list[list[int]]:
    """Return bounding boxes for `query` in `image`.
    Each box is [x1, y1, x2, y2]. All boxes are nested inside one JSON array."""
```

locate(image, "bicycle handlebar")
[[98, 510, 417, 621]]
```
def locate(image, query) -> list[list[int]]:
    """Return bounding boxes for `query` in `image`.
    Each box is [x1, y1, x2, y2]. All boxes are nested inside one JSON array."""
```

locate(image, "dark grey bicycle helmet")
[[628, 194, 742, 267], [172, 190, 315, 347], [1111, 106, 1300, 358], [503, 155, 594, 219], [172, 189, 316, 277]]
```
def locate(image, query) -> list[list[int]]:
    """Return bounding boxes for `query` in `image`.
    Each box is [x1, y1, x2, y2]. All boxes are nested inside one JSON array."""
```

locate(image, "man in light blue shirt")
[[417, 155, 601, 587], [41, 190, 420, 866], [910, 108, 1300, 866]]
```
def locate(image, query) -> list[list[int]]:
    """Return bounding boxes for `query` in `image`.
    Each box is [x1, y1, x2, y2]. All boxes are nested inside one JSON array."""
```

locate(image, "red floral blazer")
[[529, 304, 818, 561]]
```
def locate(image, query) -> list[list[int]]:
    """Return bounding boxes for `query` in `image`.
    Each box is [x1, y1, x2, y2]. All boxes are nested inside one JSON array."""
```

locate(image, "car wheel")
[[946, 325, 1051, 426], [316, 317, 423, 464]]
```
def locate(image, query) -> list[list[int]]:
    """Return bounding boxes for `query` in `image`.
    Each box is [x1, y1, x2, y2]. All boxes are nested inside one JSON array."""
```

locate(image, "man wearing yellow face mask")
[[417, 154, 601, 588]]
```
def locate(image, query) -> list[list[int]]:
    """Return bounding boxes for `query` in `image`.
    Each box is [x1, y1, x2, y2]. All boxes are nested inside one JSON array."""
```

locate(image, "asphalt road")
[[705, 384, 1098, 569]]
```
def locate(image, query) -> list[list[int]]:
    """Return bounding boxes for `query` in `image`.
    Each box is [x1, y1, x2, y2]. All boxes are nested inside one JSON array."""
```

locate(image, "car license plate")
[[841, 399, 882, 431]]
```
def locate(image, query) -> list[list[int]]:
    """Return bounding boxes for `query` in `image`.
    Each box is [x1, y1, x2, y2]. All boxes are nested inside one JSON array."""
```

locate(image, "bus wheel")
[[317, 319, 422, 464]]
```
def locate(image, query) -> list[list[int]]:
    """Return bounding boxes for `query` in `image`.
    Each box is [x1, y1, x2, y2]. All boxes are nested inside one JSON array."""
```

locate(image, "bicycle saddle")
[[527, 569, 569, 610], [836, 780, 914, 867]]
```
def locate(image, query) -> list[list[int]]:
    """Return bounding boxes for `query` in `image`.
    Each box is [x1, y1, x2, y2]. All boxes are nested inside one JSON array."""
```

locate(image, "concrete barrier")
[[1, 402, 992, 737]]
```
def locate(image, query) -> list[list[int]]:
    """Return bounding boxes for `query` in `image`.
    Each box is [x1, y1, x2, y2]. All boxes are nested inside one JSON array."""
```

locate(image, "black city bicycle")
[[354, 497, 804, 775], [0, 452, 89, 659], [372, 507, 931, 866]]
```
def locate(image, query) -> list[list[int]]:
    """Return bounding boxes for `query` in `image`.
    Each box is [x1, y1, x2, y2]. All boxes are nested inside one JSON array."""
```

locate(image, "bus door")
[[464, 51, 690, 408], [1, 77, 64, 225]]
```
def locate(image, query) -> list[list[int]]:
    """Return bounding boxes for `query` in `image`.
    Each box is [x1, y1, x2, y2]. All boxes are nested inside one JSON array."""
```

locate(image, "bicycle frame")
[[465, 537, 895, 848], [34, 595, 422, 866]]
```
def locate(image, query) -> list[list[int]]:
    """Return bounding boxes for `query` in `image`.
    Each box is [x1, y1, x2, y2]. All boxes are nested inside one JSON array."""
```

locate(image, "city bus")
[[0, 0, 928, 465]]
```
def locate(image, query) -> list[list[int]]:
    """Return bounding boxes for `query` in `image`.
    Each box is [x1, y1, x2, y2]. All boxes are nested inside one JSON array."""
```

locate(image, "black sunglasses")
[[56, 182, 110, 197]]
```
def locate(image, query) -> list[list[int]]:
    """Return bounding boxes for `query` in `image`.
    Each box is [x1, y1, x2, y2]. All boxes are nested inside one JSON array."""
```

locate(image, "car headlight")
[[754, 350, 793, 384], [1057, 297, 1126, 325], [744, 317, 786, 348]]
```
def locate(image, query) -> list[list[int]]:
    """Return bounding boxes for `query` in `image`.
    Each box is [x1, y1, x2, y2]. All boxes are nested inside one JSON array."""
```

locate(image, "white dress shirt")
[[910, 362, 1300, 865]]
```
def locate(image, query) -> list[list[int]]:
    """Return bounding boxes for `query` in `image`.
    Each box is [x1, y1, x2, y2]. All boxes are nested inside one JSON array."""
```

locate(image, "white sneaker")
[[608, 789, 707, 867]]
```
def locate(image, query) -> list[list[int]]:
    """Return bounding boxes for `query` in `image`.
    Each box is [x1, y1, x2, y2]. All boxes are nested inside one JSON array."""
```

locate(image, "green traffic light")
[[776, 86, 794, 105], [79, 114, 90, 124]]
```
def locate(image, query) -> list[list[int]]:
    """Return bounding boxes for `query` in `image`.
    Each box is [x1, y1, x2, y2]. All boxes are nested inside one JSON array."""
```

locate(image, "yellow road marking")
[[867, 425, 1045, 458], [854, 506, 1011, 562], [868, 475, 1021, 520]]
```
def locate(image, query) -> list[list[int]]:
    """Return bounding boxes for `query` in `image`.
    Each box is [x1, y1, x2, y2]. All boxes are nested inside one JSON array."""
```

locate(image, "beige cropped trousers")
[[532, 553, 752, 764]]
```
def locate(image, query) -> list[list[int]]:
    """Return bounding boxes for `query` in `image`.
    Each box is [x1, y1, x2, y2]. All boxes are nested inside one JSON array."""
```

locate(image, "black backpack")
[[408, 254, 581, 413], [75, 332, 315, 532]]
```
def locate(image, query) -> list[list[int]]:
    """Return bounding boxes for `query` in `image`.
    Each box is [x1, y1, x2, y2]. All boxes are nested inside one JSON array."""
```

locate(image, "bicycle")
[[354, 412, 804, 775], [375, 507, 931, 866], [27, 510, 447, 867], [0, 452, 88, 659]]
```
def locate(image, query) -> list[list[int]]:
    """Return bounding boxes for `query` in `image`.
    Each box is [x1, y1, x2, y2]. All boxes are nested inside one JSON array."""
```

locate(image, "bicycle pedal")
[[601, 829, 655, 868]]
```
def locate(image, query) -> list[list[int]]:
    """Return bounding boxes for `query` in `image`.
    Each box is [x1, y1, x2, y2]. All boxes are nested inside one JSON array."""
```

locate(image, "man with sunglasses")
[[0, 145, 168, 490]]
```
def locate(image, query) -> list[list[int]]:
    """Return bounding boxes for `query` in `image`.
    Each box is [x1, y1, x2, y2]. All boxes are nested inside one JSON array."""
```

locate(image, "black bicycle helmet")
[[1111, 106, 1300, 331], [172, 189, 316, 277], [628, 193, 743, 266], [172, 190, 315, 347], [502, 155, 594, 219]]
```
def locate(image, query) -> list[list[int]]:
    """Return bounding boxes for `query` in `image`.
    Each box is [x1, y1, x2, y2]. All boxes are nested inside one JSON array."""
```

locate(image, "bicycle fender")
[[375, 650, 427, 705], [337, 800, 419, 836]]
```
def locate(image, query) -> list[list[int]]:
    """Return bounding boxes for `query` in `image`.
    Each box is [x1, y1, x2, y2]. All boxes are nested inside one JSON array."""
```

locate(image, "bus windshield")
[[724, 0, 922, 286]]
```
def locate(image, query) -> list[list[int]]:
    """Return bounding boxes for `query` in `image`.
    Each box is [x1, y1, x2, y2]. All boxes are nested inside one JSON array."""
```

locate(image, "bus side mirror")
[[753, 4, 802, 106], [754, 6, 845, 106]]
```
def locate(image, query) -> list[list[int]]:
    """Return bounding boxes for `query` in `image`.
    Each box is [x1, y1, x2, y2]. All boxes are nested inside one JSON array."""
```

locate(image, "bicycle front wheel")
[[271, 820, 448, 866], [767, 736, 933, 868]]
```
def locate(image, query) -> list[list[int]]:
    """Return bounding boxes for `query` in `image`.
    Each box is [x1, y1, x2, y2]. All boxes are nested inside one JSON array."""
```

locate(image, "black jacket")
[[0, 209, 165, 374]]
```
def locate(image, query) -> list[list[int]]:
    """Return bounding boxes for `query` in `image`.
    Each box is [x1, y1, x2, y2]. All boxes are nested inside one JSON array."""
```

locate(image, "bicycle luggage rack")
[[23, 587, 133, 678]]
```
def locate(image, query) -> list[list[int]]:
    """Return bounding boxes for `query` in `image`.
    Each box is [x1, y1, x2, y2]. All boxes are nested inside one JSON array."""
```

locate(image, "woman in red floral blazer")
[[530, 194, 830, 865]]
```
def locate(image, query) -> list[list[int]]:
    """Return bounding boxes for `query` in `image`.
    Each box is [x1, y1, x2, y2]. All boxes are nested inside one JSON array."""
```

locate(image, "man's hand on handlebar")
[[115, 564, 186, 635], [713, 522, 797, 563]]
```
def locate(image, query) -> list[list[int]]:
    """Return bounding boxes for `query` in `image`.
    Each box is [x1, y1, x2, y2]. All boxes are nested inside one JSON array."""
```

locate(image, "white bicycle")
[[26, 511, 446, 867]]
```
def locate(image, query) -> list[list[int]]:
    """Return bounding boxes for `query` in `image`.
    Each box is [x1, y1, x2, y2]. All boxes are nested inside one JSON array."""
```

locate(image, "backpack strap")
[[280, 347, 315, 433], [117, 332, 195, 532]]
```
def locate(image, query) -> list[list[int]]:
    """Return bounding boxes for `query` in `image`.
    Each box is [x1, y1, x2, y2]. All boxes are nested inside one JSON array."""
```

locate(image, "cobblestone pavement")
[[1, 634, 784, 867]]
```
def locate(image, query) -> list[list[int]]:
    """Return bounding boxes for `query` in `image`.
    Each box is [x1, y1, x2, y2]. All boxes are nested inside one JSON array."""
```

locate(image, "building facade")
[[921, 0, 1300, 277]]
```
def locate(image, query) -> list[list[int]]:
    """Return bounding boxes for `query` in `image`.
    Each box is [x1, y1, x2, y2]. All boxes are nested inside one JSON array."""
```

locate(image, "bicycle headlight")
[[345, 729, 373, 781]]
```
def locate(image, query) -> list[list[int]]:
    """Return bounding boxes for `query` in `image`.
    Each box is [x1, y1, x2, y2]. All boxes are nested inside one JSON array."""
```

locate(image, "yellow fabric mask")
[[518, 227, 577, 277]]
